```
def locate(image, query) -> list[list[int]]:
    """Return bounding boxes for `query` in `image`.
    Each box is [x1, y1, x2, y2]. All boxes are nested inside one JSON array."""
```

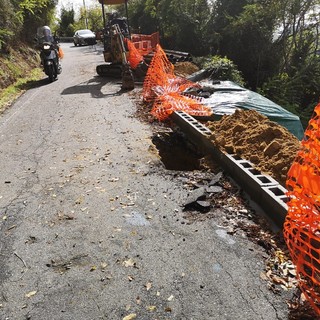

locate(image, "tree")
[[128, 0, 213, 55], [127, 0, 159, 34], [86, 6, 104, 33], [0, 0, 16, 51], [211, 0, 279, 90], [57, 7, 75, 36], [74, 6, 104, 32], [274, 0, 320, 73], [0, 0, 58, 50], [261, 0, 320, 124], [21, 0, 58, 43]]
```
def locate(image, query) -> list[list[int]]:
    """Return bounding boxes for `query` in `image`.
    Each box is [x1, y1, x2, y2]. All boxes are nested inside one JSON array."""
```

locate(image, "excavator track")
[[96, 64, 122, 77]]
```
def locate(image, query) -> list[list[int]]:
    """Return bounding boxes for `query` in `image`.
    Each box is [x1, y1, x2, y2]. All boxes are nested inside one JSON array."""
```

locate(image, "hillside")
[[0, 44, 40, 90]]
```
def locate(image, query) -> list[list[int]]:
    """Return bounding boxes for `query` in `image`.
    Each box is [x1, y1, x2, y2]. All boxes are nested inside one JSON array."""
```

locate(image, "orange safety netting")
[[142, 44, 212, 120], [131, 32, 160, 56], [126, 38, 144, 69], [284, 102, 320, 314]]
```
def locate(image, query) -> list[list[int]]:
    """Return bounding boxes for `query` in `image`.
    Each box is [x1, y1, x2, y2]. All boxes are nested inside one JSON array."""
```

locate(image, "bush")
[[194, 55, 245, 87]]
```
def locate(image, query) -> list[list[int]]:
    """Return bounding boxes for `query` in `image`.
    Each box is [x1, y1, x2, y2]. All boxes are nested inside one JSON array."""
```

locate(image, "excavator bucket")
[[121, 63, 135, 90]]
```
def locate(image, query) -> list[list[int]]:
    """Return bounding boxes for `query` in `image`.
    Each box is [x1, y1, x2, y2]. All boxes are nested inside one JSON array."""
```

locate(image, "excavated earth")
[[206, 109, 301, 187]]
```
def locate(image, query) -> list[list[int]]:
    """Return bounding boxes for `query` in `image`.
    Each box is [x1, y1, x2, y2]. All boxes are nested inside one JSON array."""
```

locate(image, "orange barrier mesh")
[[142, 44, 212, 120], [284, 102, 320, 314], [151, 91, 212, 121], [131, 32, 160, 56], [126, 39, 144, 69], [143, 44, 175, 103]]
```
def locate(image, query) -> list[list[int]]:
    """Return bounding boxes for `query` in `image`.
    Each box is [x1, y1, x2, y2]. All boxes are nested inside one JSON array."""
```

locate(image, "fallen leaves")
[[145, 282, 152, 291], [123, 258, 136, 268], [167, 295, 174, 301], [123, 313, 136, 320], [261, 249, 298, 292], [90, 265, 97, 272], [146, 305, 156, 311], [128, 275, 134, 281], [25, 291, 37, 298], [101, 262, 108, 270]]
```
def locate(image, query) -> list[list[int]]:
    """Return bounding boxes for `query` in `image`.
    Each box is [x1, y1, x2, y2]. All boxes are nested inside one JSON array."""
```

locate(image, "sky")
[[56, 0, 97, 16]]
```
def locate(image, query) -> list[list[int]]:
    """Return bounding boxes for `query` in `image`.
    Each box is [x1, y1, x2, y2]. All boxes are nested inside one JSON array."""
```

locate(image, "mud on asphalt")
[[131, 89, 319, 320]]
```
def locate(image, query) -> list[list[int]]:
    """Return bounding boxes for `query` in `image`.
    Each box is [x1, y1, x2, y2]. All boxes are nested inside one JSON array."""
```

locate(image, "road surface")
[[0, 43, 290, 319]]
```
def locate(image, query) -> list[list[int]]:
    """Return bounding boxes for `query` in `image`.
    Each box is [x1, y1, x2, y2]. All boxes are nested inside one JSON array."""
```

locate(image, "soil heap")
[[206, 109, 301, 187], [174, 62, 199, 77]]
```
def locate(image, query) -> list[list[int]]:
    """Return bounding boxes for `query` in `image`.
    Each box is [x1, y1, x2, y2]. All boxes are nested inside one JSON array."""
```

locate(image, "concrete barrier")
[[172, 110, 288, 226]]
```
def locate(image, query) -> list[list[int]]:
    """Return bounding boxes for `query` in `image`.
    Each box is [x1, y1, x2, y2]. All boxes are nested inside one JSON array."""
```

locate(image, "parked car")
[[73, 29, 97, 46]]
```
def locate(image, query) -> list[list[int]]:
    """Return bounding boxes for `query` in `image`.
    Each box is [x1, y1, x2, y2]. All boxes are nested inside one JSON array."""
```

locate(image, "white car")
[[73, 29, 96, 46]]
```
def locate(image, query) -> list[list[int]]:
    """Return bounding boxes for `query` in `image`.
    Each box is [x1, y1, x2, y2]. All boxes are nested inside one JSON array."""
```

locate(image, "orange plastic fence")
[[151, 91, 211, 121], [284, 102, 320, 314], [126, 39, 144, 69], [131, 32, 160, 56], [142, 44, 212, 120]]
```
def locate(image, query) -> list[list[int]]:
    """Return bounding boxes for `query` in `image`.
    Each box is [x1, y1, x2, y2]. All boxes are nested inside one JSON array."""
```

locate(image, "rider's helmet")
[[36, 26, 54, 43]]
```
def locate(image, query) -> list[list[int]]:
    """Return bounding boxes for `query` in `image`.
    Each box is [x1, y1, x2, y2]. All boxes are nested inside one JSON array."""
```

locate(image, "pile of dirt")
[[206, 109, 301, 186], [174, 61, 199, 77]]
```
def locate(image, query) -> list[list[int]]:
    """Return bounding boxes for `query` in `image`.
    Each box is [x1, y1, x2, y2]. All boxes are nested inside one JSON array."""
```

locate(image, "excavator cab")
[[96, 0, 135, 89], [102, 13, 129, 64]]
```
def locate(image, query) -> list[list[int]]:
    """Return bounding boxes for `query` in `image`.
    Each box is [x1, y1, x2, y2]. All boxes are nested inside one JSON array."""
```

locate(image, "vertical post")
[[83, 0, 89, 29], [101, 2, 106, 27], [124, 0, 131, 37], [101, 2, 106, 51]]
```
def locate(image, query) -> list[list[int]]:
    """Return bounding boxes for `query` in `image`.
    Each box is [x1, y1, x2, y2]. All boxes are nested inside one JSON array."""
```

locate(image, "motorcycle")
[[36, 26, 62, 82], [40, 41, 61, 82]]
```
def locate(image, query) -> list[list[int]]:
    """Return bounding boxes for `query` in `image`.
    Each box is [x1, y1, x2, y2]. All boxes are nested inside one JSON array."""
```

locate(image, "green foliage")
[[64, 5, 106, 35], [0, 0, 58, 48], [259, 55, 320, 127], [259, 73, 300, 114], [212, 1, 279, 90], [57, 7, 75, 36], [201, 55, 245, 86], [208, 0, 320, 124], [127, 0, 158, 34], [0, 0, 21, 51], [86, 6, 104, 33], [0, 68, 43, 114], [128, 0, 212, 55], [0, 29, 14, 51]]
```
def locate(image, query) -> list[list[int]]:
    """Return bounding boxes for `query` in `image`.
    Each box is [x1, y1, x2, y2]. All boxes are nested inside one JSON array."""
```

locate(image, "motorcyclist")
[[35, 26, 62, 74]]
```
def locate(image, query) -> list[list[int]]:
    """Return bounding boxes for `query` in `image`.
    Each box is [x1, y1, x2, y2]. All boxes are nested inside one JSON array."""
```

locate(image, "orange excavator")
[[96, 0, 159, 89]]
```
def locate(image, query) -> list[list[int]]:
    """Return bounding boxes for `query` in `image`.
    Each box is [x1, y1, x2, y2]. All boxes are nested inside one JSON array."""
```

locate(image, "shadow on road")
[[61, 76, 126, 98], [17, 77, 54, 90]]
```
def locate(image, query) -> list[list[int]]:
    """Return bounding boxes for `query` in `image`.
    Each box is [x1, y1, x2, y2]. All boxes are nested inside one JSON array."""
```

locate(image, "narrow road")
[[0, 43, 290, 319]]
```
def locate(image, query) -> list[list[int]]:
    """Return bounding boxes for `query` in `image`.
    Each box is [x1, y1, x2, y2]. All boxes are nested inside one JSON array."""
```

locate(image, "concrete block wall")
[[172, 111, 288, 226]]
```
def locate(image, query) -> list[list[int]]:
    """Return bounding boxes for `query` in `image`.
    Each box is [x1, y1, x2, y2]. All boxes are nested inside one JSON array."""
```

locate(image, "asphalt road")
[[0, 43, 290, 319]]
